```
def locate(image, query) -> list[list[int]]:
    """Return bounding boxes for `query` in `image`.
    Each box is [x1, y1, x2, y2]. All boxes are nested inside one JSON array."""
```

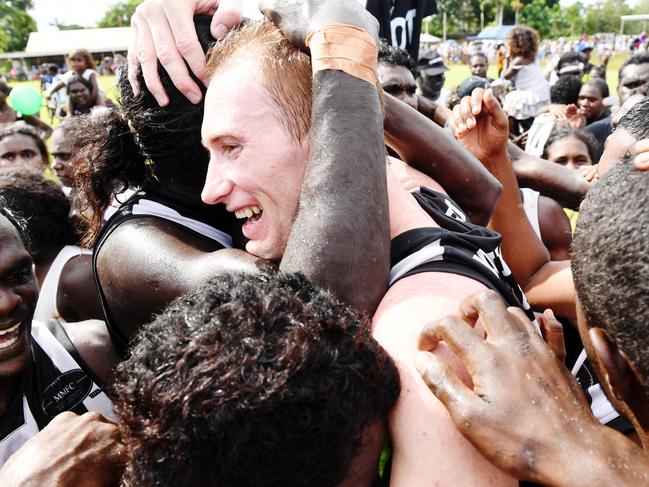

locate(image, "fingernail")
[[466, 117, 475, 128], [544, 309, 555, 319], [187, 90, 202, 104], [458, 122, 466, 132], [472, 104, 480, 114], [214, 24, 227, 39]]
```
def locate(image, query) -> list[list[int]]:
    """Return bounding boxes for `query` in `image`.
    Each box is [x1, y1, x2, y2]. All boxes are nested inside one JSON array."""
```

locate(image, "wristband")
[[305, 24, 378, 88]]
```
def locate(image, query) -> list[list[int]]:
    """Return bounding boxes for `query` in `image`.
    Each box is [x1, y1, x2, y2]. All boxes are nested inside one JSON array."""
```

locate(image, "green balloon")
[[8, 86, 42, 116]]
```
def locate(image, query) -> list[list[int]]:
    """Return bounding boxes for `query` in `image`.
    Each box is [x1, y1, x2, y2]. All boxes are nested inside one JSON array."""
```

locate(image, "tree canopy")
[[97, 0, 143, 28], [0, 3, 36, 52]]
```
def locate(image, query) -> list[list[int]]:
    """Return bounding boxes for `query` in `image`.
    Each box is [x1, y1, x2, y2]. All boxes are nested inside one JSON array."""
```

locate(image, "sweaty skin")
[[416, 291, 649, 487]]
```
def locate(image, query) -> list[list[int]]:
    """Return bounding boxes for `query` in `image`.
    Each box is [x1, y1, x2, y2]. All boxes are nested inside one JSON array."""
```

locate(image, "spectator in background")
[[469, 52, 492, 82], [502, 25, 550, 135], [0, 124, 49, 172], [416, 49, 450, 106], [542, 124, 598, 170], [0, 81, 53, 138], [578, 78, 610, 126], [66, 76, 100, 117], [47, 49, 105, 108]]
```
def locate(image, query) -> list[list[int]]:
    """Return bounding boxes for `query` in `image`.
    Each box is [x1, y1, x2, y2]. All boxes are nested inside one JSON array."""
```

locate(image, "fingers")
[[538, 309, 567, 362], [459, 290, 515, 340], [211, 0, 243, 39], [128, 13, 142, 97], [415, 351, 475, 413], [418, 315, 485, 374], [132, 10, 169, 106], [483, 88, 508, 131], [634, 139, 649, 171], [144, 1, 203, 104], [452, 88, 486, 135]]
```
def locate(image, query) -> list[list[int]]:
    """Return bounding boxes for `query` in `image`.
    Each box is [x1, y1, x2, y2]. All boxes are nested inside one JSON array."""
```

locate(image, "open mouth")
[[0, 321, 23, 350], [234, 205, 263, 224]]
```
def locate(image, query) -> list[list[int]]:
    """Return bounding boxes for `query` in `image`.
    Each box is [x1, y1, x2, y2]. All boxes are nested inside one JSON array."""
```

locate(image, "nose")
[[202, 160, 234, 205]]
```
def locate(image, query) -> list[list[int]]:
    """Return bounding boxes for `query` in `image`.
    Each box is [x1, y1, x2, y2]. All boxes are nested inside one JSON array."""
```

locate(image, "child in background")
[[47, 49, 105, 106], [502, 26, 550, 135]]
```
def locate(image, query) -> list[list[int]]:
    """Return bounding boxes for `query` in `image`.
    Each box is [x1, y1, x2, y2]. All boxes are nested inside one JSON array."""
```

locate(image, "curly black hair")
[[65, 74, 93, 94], [550, 75, 582, 105], [572, 160, 649, 396], [114, 271, 400, 487], [542, 124, 598, 164], [72, 15, 216, 244], [0, 196, 30, 251], [618, 95, 649, 140], [378, 40, 417, 78], [0, 168, 76, 263], [505, 25, 539, 59]]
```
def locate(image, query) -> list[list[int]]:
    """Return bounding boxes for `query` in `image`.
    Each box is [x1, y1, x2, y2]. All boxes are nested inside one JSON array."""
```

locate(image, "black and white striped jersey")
[[390, 186, 535, 321], [0, 320, 113, 466]]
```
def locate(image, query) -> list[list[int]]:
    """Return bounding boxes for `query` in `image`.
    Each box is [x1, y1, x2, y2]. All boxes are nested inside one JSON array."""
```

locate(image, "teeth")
[[233, 206, 262, 220], [0, 322, 20, 336], [0, 334, 19, 349]]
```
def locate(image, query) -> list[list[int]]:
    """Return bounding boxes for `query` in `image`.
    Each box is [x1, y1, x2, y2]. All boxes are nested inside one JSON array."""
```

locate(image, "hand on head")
[[128, 0, 243, 106], [450, 88, 509, 163]]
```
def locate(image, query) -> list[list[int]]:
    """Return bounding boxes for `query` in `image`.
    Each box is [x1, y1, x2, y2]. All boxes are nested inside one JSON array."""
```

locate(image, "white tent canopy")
[[0, 27, 130, 59]]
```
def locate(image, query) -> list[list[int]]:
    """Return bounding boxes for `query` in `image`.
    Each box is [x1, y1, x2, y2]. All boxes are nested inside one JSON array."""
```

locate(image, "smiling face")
[[201, 58, 310, 261], [0, 133, 46, 171], [0, 215, 37, 381]]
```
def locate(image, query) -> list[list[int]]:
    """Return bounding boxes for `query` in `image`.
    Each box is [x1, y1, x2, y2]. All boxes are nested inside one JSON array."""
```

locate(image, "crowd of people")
[[0, 0, 648, 485]]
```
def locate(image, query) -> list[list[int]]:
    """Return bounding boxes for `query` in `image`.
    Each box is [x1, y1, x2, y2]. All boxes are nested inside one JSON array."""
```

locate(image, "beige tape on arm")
[[305, 24, 379, 88]]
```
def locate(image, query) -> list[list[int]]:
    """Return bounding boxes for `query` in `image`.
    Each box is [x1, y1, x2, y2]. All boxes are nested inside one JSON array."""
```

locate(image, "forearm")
[[524, 260, 576, 319], [384, 94, 501, 226], [280, 70, 389, 314], [484, 148, 549, 287], [508, 142, 590, 209]]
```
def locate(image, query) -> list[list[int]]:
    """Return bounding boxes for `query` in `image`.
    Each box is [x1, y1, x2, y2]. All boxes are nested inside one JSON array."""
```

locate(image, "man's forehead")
[[203, 61, 276, 140], [621, 63, 649, 84]]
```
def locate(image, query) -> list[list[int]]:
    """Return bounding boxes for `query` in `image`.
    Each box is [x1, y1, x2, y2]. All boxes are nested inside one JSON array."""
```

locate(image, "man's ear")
[[588, 327, 640, 402]]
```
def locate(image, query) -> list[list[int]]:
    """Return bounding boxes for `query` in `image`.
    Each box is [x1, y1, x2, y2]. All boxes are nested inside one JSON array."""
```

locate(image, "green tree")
[[97, 0, 144, 28], [520, 0, 553, 38], [2, 0, 34, 10], [0, 3, 36, 52]]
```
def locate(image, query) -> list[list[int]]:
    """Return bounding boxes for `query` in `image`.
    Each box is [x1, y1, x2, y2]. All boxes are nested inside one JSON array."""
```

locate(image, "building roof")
[[0, 27, 130, 59]]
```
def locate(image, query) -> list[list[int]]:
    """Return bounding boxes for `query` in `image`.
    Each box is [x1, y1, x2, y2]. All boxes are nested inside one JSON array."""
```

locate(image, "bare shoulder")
[[538, 195, 572, 261], [62, 320, 119, 386]]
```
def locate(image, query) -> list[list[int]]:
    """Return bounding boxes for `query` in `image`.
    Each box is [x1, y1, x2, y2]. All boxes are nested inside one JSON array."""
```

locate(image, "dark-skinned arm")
[[509, 141, 590, 209], [384, 93, 501, 226], [264, 0, 390, 314], [57, 254, 104, 323], [451, 88, 576, 319]]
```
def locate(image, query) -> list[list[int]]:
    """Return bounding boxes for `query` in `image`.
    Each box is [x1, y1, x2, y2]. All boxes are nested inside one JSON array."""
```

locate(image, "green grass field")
[[6, 51, 628, 128]]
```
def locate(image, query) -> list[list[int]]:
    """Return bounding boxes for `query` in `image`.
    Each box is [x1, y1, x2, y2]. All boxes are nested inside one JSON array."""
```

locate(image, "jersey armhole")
[[43, 320, 106, 391]]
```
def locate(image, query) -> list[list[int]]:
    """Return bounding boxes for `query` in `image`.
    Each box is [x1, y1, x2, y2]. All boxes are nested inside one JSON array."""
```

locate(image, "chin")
[[245, 240, 283, 262]]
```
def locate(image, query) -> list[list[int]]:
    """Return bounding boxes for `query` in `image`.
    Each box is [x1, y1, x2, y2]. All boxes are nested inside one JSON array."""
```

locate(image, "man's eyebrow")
[[1, 255, 32, 275]]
